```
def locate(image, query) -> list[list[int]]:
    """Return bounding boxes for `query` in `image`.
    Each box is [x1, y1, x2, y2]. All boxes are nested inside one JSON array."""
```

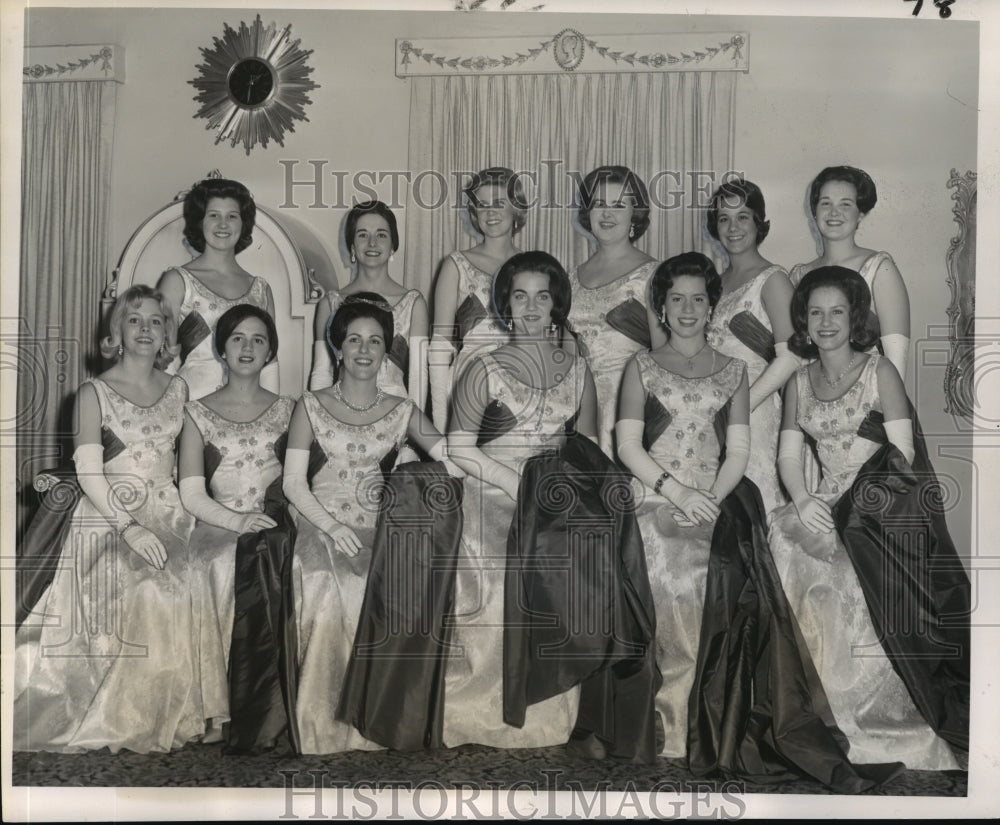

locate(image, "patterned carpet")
[[12, 740, 967, 796]]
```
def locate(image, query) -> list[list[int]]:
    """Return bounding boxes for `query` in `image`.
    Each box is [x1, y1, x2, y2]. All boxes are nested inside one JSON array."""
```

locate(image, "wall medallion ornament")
[[189, 15, 319, 155]]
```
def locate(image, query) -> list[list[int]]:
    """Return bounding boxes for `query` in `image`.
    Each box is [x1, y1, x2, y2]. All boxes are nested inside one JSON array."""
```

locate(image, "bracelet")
[[653, 471, 671, 496]]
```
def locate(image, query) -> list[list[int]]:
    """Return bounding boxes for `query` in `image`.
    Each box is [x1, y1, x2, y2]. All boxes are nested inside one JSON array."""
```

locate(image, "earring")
[[160, 342, 166, 355], [504, 319, 513, 332], [118, 343, 124, 357], [390, 253, 395, 263], [805, 335, 812, 346], [350, 249, 356, 264], [629, 225, 635, 240], [546, 322, 558, 338]]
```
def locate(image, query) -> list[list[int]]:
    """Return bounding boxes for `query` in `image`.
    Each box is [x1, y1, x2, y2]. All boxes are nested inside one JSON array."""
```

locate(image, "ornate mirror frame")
[[944, 169, 976, 421]]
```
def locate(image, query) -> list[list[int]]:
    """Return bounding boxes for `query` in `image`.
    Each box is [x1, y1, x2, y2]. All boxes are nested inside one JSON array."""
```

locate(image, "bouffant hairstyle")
[[344, 200, 400, 254], [649, 252, 723, 338], [464, 167, 529, 236], [788, 266, 879, 359], [100, 284, 180, 369], [706, 178, 771, 245], [491, 250, 572, 335], [182, 178, 256, 255], [326, 292, 395, 358], [577, 165, 651, 242], [214, 304, 279, 365], [808, 165, 878, 216]]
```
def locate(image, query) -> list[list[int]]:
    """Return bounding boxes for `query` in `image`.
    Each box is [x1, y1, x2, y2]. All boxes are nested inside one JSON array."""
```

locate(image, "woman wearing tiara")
[[285, 292, 449, 754], [177, 304, 295, 746], [309, 200, 428, 415], [768, 266, 968, 768], [790, 165, 910, 379], [704, 178, 797, 513], [428, 167, 525, 432], [14, 285, 202, 754], [568, 165, 661, 455], [157, 177, 278, 400]]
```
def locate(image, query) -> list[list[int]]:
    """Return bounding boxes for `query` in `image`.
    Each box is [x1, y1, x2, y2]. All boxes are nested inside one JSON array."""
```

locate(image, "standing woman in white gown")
[[704, 178, 797, 513], [428, 167, 526, 432], [15, 285, 202, 754], [157, 177, 278, 399], [567, 165, 662, 455], [309, 200, 428, 413], [789, 165, 910, 379]]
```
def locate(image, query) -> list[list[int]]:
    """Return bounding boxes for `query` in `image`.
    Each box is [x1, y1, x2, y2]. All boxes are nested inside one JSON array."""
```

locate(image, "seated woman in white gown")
[[177, 305, 294, 746], [768, 266, 969, 769], [157, 177, 278, 399], [283, 292, 450, 754], [14, 285, 202, 754]]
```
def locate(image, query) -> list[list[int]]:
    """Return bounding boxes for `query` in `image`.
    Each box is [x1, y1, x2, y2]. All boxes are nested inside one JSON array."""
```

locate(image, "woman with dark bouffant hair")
[[284, 292, 450, 754], [428, 167, 528, 432], [768, 266, 969, 770], [177, 303, 295, 746], [157, 177, 278, 400], [568, 165, 661, 455], [790, 165, 910, 379], [309, 200, 428, 423], [14, 284, 204, 754], [704, 177, 797, 513]]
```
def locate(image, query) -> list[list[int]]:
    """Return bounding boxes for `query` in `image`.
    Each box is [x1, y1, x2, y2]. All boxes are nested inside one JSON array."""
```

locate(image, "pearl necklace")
[[332, 381, 383, 412], [667, 338, 710, 372], [820, 352, 859, 388]]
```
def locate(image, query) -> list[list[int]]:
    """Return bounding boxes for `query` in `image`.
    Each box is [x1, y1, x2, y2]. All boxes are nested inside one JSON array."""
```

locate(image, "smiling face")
[[507, 270, 554, 337], [587, 181, 635, 245], [715, 199, 759, 256], [201, 197, 243, 253], [339, 316, 387, 380], [806, 285, 852, 352], [662, 275, 711, 340], [222, 316, 272, 377], [813, 180, 862, 242], [121, 297, 166, 356], [470, 182, 517, 238], [351, 213, 393, 268]]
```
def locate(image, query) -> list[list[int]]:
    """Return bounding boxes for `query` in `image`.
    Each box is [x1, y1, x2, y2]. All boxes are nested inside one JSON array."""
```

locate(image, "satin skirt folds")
[[338, 462, 464, 751], [506, 435, 661, 763]]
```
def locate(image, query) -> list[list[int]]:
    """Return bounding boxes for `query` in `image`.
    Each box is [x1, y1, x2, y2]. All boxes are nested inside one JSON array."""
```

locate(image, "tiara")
[[344, 295, 393, 313]]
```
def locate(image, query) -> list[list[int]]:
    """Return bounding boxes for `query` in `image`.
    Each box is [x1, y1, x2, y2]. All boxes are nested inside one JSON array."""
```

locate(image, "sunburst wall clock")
[[190, 15, 319, 155]]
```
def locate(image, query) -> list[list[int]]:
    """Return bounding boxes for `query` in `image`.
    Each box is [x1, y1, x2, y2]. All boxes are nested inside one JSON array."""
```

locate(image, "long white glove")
[[883, 418, 915, 464], [880, 333, 910, 382], [749, 342, 800, 411], [282, 447, 361, 556], [74, 443, 167, 569], [448, 430, 518, 499], [426, 435, 465, 478], [616, 418, 670, 493], [710, 423, 750, 501], [778, 429, 833, 533], [409, 334, 429, 412], [309, 341, 335, 391], [428, 335, 455, 433], [179, 476, 276, 533]]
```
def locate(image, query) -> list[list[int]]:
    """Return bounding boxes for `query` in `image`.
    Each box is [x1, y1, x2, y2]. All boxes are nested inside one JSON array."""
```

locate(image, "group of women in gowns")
[[13, 166, 969, 792]]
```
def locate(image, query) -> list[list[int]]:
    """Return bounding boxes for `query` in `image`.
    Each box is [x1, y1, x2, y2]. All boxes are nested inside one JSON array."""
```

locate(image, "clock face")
[[227, 58, 275, 108], [190, 15, 319, 155]]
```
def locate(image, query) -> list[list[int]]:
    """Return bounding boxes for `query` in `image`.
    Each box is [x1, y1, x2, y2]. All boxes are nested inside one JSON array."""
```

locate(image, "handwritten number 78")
[[904, 0, 955, 17]]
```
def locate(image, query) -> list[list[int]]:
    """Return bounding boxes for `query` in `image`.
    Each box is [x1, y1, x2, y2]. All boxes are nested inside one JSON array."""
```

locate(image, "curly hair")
[[491, 250, 572, 336], [464, 167, 529, 236], [182, 178, 256, 254], [577, 165, 651, 242], [788, 266, 878, 358], [214, 304, 279, 365], [649, 252, 723, 338], [808, 165, 878, 216], [344, 200, 400, 254], [100, 284, 180, 369], [326, 291, 395, 358], [706, 178, 771, 245]]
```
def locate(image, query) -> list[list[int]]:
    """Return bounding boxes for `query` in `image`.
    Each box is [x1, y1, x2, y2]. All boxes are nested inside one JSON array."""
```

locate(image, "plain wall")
[[22, 7, 979, 552]]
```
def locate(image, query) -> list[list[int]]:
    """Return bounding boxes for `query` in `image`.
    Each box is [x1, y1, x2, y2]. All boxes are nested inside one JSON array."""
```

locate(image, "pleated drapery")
[[17, 80, 118, 509], [403, 71, 737, 300]]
